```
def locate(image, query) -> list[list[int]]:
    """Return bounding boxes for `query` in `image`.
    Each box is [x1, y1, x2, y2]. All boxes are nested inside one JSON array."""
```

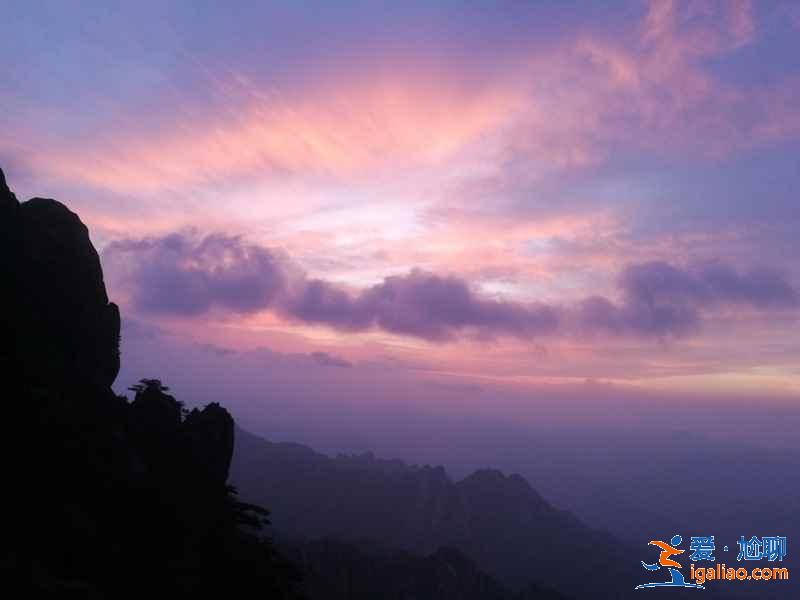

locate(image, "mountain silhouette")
[[0, 167, 580, 599], [1, 169, 300, 598], [285, 540, 571, 600], [231, 427, 652, 599]]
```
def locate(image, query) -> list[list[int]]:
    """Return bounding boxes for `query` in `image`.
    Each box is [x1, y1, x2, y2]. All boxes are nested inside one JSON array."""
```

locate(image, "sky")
[[3, 1, 800, 448]]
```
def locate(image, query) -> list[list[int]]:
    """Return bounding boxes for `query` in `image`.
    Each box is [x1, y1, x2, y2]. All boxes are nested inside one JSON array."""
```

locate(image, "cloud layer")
[[106, 233, 290, 314], [105, 232, 799, 342], [580, 261, 798, 337]]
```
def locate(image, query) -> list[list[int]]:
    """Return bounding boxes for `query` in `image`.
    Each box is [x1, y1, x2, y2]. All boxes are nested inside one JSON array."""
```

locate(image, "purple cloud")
[[577, 294, 700, 337], [578, 261, 799, 337], [288, 270, 560, 341], [105, 233, 289, 315], [105, 233, 798, 342], [310, 351, 353, 368], [105, 232, 561, 341], [287, 278, 374, 331], [621, 261, 798, 309]]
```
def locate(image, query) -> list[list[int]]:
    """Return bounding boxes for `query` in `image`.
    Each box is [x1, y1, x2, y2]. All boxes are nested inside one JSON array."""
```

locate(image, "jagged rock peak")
[[183, 402, 235, 485], [3, 167, 120, 389], [0, 167, 19, 209]]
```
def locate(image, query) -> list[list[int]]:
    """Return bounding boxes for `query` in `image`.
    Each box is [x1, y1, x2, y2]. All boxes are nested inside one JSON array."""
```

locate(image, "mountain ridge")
[[231, 426, 646, 598]]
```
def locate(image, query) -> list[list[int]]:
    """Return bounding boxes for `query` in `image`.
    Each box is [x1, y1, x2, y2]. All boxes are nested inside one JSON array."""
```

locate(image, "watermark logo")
[[635, 534, 704, 589], [635, 534, 788, 590]]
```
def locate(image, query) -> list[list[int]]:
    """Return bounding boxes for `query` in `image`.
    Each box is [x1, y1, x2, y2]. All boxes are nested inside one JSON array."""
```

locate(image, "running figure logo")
[[635, 534, 704, 589]]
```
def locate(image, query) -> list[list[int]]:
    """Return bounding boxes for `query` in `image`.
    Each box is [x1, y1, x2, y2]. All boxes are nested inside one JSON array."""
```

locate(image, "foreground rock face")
[[1, 171, 120, 390], [1, 168, 297, 598]]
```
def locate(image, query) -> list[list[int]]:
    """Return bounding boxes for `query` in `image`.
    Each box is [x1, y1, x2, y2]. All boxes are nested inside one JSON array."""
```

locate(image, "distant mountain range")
[[231, 427, 647, 599]]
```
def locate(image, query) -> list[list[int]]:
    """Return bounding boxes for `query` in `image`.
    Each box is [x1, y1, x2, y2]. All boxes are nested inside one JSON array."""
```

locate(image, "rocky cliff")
[[0, 168, 297, 598], [1, 171, 120, 391]]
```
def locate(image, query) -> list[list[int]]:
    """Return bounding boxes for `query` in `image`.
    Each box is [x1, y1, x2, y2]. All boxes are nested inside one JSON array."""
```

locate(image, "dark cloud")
[[287, 270, 560, 341], [577, 294, 700, 337], [105, 233, 799, 342], [105, 233, 289, 315], [120, 317, 165, 341], [105, 233, 561, 341], [621, 261, 798, 309], [198, 343, 239, 357], [310, 351, 353, 368], [578, 261, 798, 337], [287, 278, 374, 331]]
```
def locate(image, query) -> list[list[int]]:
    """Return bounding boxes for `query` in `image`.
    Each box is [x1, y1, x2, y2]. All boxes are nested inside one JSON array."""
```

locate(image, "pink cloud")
[[506, 0, 777, 161], [8, 1, 798, 364], [30, 68, 521, 195], [103, 227, 799, 348], [19, 0, 796, 201]]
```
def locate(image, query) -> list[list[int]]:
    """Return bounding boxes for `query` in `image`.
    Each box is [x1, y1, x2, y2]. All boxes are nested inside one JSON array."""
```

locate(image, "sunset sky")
[[4, 0, 800, 434]]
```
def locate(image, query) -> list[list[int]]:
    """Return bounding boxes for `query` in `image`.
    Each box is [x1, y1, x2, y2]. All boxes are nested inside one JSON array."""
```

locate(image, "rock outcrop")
[[1, 168, 297, 599], [1, 169, 120, 391], [182, 402, 235, 486]]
